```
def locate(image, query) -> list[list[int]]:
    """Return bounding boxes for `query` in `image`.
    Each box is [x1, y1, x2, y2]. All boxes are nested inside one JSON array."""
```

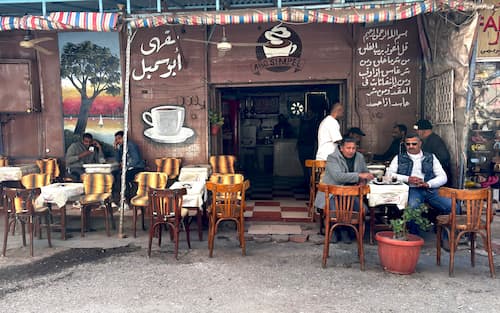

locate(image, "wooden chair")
[[318, 184, 369, 270], [130, 172, 168, 237], [206, 179, 250, 257], [209, 155, 236, 174], [36, 158, 61, 182], [155, 157, 181, 184], [0, 156, 9, 167], [2, 187, 52, 257], [436, 187, 495, 278], [80, 173, 115, 237], [305, 160, 326, 219], [147, 187, 191, 259], [20, 173, 62, 239]]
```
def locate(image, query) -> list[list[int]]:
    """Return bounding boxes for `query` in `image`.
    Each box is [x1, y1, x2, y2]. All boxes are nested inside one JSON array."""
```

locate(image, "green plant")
[[389, 203, 431, 240], [208, 110, 224, 126]]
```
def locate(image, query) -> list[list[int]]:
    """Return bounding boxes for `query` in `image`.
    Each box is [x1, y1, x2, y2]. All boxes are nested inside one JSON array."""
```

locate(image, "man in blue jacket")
[[113, 131, 145, 201]]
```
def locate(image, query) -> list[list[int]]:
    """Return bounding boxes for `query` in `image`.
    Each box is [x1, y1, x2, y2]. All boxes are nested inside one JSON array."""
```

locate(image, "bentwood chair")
[[305, 160, 327, 220], [318, 184, 370, 270], [130, 172, 168, 237], [2, 187, 52, 257], [80, 173, 115, 237], [206, 179, 250, 257], [20, 173, 59, 239], [155, 157, 181, 186], [0, 156, 9, 167], [209, 155, 237, 174], [36, 158, 61, 182], [147, 187, 191, 259], [436, 187, 495, 278]]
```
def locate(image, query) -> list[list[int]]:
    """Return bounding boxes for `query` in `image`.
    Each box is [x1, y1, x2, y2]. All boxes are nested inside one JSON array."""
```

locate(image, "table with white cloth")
[[367, 181, 409, 244], [0, 164, 39, 182], [36, 183, 84, 240], [82, 163, 119, 174], [169, 180, 206, 241], [178, 164, 211, 181]]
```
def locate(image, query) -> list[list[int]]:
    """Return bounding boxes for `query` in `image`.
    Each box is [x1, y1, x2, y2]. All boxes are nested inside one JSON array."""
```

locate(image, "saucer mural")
[[144, 127, 194, 144]]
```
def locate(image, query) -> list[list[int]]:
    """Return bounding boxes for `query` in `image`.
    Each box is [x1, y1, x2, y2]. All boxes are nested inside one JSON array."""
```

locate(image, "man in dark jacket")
[[373, 124, 407, 162], [414, 119, 451, 183]]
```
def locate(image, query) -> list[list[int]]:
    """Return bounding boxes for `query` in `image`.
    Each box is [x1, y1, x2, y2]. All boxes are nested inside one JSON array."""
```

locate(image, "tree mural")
[[60, 41, 121, 135]]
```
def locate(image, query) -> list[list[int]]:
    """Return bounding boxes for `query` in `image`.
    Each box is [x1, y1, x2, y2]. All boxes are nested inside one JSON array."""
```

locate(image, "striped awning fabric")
[[0, 12, 119, 31], [128, 0, 480, 28]]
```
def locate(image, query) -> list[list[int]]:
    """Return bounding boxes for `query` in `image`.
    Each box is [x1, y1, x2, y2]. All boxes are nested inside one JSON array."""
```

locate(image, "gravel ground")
[[1, 231, 500, 313]]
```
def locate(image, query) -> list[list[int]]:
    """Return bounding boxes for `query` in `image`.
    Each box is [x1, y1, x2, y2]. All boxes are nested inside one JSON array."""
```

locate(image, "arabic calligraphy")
[[132, 30, 183, 81], [358, 28, 412, 108]]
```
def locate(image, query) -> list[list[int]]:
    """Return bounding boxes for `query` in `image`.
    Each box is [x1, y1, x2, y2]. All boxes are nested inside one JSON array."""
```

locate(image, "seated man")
[[65, 133, 105, 182], [345, 127, 368, 154], [113, 131, 145, 201], [373, 124, 407, 162], [314, 137, 374, 243], [386, 132, 452, 234]]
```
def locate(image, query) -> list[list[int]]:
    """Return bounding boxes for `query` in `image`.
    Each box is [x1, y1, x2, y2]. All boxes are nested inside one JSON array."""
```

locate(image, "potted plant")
[[208, 110, 224, 136], [375, 203, 431, 275]]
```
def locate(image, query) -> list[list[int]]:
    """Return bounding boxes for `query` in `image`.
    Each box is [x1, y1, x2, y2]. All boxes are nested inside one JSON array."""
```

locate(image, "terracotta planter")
[[210, 125, 221, 136], [375, 231, 424, 275]]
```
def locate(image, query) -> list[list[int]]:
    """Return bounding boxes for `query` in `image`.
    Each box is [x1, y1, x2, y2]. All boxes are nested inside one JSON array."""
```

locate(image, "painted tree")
[[60, 40, 121, 135]]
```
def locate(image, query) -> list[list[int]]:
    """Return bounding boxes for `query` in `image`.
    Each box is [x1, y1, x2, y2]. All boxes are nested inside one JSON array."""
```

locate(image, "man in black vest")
[[386, 132, 451, 233]]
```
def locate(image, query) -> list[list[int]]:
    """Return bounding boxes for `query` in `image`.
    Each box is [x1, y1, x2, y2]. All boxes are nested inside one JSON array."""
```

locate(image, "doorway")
[[217, 83, 342, 199]]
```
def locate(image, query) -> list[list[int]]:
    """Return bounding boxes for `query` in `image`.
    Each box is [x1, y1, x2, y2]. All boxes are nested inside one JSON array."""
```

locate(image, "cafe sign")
[[252, 24, 304, 74], [478, 0, 500, 60]]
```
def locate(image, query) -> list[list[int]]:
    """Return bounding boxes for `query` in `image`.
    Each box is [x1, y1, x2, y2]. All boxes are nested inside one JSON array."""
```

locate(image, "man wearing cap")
[[414, 119, 451, 182], [315, 102, 344, 160]]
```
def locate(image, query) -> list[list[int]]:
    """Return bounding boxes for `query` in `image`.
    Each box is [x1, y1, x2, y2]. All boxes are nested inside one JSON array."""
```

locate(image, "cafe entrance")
[[215, 83, 343, 200]]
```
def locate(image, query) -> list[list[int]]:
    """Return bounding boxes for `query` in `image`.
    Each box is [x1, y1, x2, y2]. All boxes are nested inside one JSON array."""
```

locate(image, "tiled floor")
[[244, 175, 311, 222]]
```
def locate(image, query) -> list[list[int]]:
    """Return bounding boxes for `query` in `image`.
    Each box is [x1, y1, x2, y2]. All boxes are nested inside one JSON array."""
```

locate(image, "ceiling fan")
[[19, 32, 54, 55], [182, 26, 264, 56]]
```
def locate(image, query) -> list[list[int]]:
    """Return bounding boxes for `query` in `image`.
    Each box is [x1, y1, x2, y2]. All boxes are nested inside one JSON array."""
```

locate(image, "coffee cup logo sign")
[[252, 25, 303, 74]]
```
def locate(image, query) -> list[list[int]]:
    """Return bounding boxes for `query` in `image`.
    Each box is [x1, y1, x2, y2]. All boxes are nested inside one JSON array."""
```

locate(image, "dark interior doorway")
[[218, 83, 341, 194]]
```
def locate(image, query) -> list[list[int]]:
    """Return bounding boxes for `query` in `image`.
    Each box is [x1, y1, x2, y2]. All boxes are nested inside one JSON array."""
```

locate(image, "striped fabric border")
[[128, 0, 477, 28], [0, 12, 118, 31]]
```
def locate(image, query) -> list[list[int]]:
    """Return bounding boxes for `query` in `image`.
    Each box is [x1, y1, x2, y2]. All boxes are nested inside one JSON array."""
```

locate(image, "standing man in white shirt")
[[315, 102, 344, 160], [386, 132, 451, 234]]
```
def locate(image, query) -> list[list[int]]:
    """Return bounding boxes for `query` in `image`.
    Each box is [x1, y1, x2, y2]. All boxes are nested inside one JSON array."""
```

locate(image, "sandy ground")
[[1, 221, 500, 313]]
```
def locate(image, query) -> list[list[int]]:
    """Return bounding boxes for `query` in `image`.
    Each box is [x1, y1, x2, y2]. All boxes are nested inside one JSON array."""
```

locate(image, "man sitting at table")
[[386, 132, 451, 234], [373, 124, 407, 162], [113, 131, 145, 202], [65, 133, 105, 182], [314, 137, 374, 243]]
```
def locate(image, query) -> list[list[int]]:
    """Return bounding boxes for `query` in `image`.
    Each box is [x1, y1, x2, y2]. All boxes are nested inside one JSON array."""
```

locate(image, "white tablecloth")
[[83, 163, 119, 173], [0, 164, 39, 182], [178, 165, 211, 181], [169, 181, 206, 209], [367, 182, 409, 209], [37, 183, 84, 208]]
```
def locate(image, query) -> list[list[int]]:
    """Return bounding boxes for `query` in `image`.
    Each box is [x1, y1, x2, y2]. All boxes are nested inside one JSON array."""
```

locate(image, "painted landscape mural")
[[59, 32, 123, 157]]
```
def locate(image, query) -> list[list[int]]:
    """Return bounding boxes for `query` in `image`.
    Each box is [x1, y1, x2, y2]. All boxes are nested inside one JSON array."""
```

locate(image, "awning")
[[0, 12, 119, 31], [127, 0, 485, 28]]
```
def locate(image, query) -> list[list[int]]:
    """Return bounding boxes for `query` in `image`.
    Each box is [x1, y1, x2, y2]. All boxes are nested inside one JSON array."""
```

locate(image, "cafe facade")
[[0, 0, 490, 187]]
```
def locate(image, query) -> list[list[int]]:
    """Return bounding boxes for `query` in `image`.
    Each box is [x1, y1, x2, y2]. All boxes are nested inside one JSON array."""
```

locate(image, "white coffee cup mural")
[[142, 105, 194, 143], [263, 25, 297, 58]]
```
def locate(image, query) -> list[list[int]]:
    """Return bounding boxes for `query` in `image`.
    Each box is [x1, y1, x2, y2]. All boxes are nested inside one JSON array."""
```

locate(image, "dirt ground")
[[1, 224, 500, 313]]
